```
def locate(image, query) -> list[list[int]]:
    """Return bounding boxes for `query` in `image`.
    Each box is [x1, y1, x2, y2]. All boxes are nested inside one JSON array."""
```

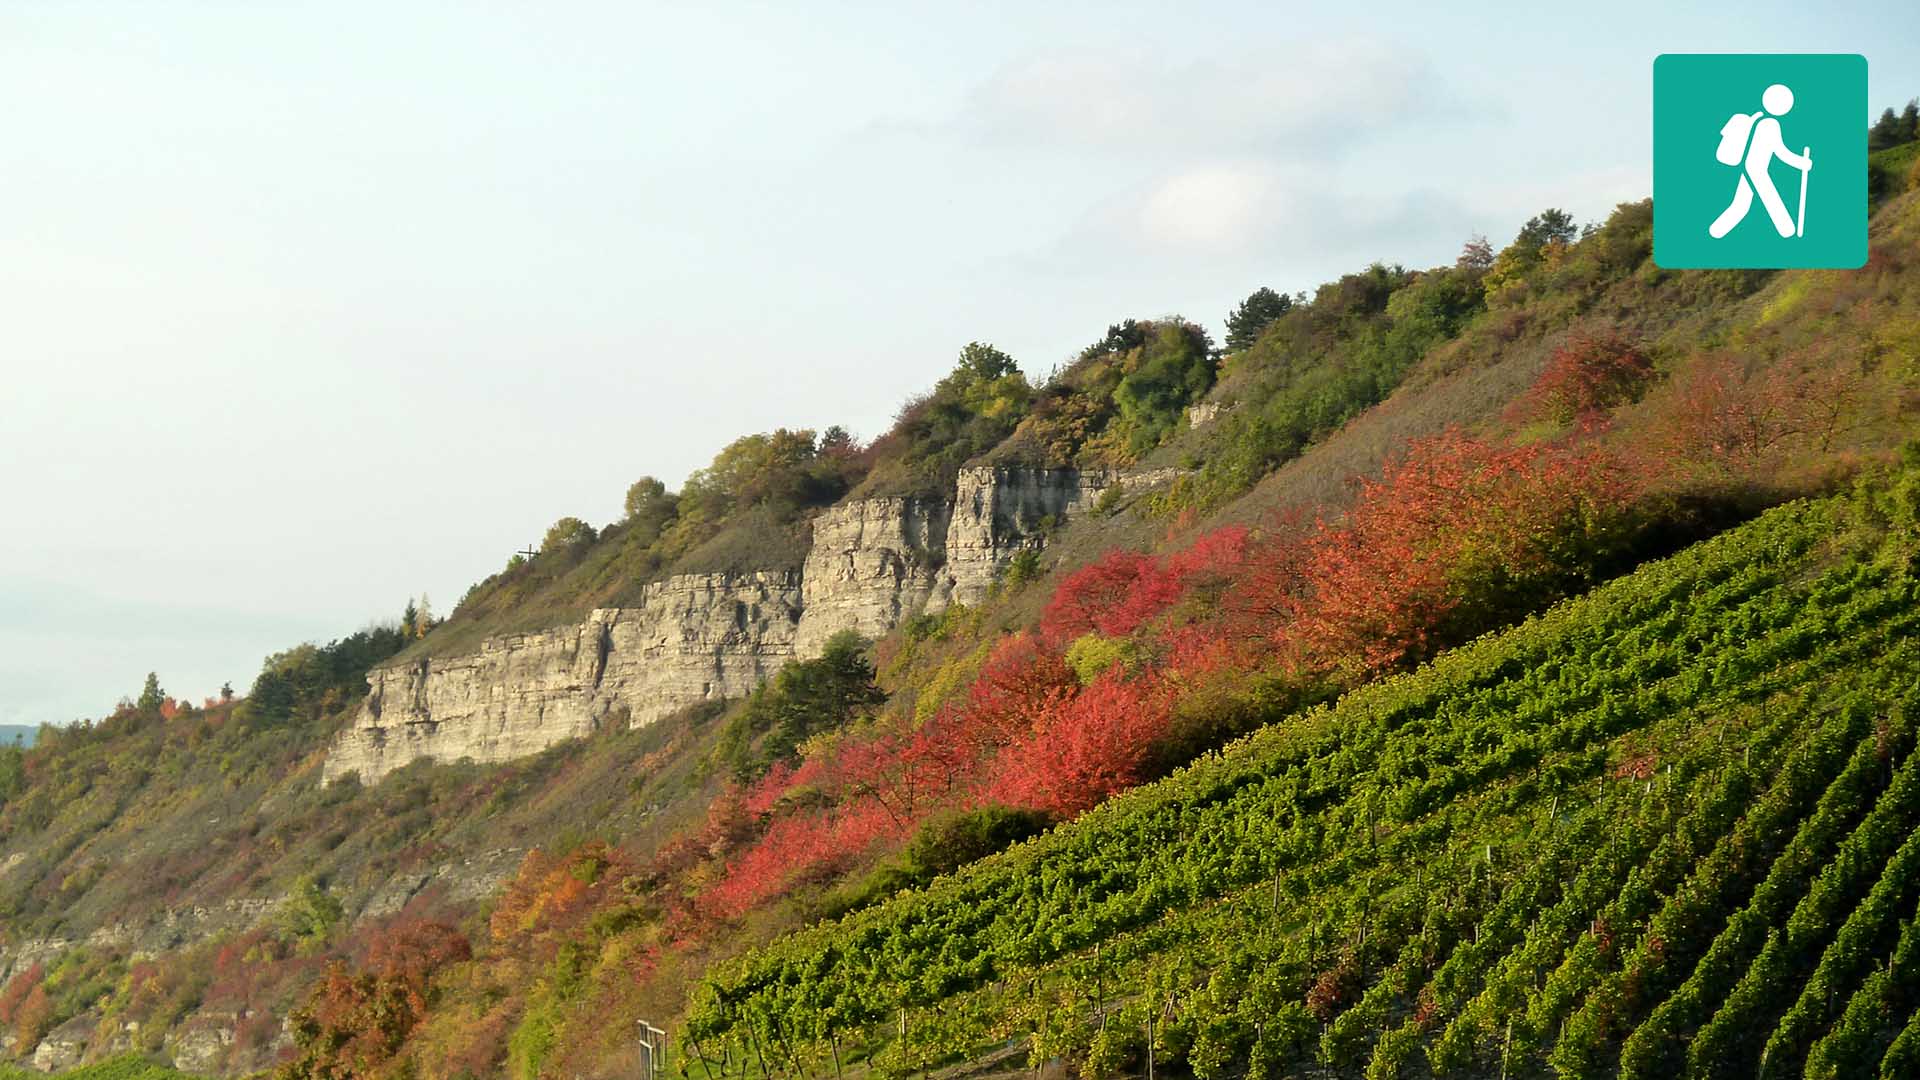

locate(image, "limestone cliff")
[[794, 496, 951, 654], [326, 467, 1180, 782], [324, 572, 801, 784]]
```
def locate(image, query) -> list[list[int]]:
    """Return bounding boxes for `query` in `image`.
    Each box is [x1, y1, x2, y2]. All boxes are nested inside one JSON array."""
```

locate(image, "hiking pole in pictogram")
[[1797, 146, 1811, 237]]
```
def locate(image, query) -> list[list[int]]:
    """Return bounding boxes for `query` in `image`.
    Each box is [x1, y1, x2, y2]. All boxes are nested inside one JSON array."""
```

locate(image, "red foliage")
[[989, 671, 1171, 818], [700, 798, 910, 919], [1236, 431, 1642, 675], [0, 963, 43, 1027], [1506, 331, 1654, 427], [1041, 527, 1248, 647], [688, 433, 1646, 926]]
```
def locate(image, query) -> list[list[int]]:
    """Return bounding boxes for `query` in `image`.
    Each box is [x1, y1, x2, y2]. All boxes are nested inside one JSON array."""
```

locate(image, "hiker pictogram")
[[1709, 83, 1813, 239]]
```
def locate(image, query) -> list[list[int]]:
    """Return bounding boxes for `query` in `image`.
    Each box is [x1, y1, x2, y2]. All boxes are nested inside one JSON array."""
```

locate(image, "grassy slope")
[[688, 470, 1920, 1079]]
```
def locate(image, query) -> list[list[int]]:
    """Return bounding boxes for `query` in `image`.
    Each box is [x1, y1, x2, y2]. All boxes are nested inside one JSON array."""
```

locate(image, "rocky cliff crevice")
[[326, 466, 1179, 783]]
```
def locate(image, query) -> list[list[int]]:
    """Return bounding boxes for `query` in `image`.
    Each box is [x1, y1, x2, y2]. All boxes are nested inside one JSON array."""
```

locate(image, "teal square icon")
[[1654, 53, 1866, 269]]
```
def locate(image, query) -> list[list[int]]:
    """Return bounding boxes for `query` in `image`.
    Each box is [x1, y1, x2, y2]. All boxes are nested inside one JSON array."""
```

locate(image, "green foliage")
[[1484, 207, 1580, 303], [0, 746, 24, 808], [1170, 262, 1478, 512], [717, 631, 885, 781], [1870, 139, 1920, 206], [0, 1056, 192, 1080], [1225, 286, 1295, 353], [1000, 548, 1042, 592], [901, 805, 1051, 880], [621, 474, 679, 547], [1868, 99, 1919, 152], [1111, 320, 1218, 453], [540, 516, 597, 554], [135, 673, 163, 714], [237, 621, 409, 733], [686, 475, 1920, 1078], [1062, 633, 1138, 685], [278, 874, 344, 950], [866, 344, 1032, 495], [996, 317, 1215, 467]]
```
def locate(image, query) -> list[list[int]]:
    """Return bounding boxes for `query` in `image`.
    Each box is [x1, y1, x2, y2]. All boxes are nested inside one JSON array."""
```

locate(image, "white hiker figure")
[[1710, 83, 1813, 239]]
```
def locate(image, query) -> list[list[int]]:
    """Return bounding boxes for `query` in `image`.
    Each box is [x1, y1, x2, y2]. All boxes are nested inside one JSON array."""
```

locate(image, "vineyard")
[[685, 471, 1920, 1079]]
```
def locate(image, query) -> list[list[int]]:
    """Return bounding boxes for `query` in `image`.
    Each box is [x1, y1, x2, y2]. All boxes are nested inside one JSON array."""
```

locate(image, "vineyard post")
[[1145, 1011, 1154, 1080], [770, 1016, 806, 1079], [746, 1025, 771, 1080], [687, 1036, 719, 1080]]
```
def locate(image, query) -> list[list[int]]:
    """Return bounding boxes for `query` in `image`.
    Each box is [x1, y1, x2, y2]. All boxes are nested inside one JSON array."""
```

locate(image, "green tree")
[[1903, 99, 1920, 144], [623, 475, 670, 522], [1516, 208, 1578, 251], [540, 516, 597, 554], [1870, 106, 1903, 151], [718, 631, 885, 780], [279, 874, 343, 950], [136, 672, 165, 713], [955, 341, 1019, 382], [0, 745, 24, 807], [1225, 287, 1295, 352], [880, 345, 1033, 494], [1112, 320, 1218, 452]]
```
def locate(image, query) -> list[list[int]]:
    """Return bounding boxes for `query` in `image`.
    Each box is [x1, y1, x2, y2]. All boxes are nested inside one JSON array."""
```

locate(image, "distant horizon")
[[5, 1, 1916, 726]]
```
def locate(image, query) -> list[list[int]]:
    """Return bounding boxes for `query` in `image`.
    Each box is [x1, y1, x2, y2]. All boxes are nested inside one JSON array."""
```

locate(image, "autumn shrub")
[[1506, 330, 1655, 426], [1041, 527, 1247, 647], [989, 672, 1172, 818], [1229, 431, 1647, 676], [277, 920, 471, 1080]]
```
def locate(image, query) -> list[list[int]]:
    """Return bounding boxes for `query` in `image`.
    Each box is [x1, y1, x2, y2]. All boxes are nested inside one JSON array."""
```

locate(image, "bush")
[[901, 804, 1050, 880], [716, 632, 885, 781], [1507, 330, 1655, 426], [540, 516, 597, 554]]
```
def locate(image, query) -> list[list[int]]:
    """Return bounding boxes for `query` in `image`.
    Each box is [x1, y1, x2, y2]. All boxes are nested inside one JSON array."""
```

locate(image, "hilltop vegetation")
[[1, 113, 1918, 1080]]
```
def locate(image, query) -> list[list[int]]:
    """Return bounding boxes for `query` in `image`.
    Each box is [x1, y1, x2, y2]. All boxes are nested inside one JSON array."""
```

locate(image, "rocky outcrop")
[[32, 1014, 96, 1072], [325, 573, 802, 784], [359, 847, 526, 918], [939, 465, 1184, 607], [327, 467, 1184, 783], [940, 466, 1105, 607], [794, 497, 950, 654]]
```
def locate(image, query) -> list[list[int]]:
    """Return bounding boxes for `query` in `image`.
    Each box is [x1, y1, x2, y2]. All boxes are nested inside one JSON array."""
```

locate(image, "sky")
[[3, 1, 1917, 725]]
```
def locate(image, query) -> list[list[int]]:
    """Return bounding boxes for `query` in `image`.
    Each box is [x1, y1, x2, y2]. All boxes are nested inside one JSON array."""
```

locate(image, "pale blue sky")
[[3, 2, 1916, 724]]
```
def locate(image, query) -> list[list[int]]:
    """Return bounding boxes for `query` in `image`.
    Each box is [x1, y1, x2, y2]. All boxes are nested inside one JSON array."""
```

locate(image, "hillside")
[[0, 125, 1917, 1080], [688, 472, 1920, 1079]]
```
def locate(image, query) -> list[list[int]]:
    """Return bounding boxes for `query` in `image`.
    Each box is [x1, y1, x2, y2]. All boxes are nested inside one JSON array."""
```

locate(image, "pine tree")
[[1224, 287, 1294, 352], [137, 672, 164, 713], [1870, 106, 1902, 151]]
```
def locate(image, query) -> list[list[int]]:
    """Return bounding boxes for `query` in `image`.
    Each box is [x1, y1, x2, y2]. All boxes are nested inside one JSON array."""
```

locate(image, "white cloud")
[[957, 38, 1475, 155], [1138, 165, 1278, 250]]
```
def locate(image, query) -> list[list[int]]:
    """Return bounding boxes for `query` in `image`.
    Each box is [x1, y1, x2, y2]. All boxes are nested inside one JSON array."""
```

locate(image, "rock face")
[[32, 1014, 96, 1072], [794, 496, 950, 654], [327, 467, 1182, 783], [325, 572, 802, 784]]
